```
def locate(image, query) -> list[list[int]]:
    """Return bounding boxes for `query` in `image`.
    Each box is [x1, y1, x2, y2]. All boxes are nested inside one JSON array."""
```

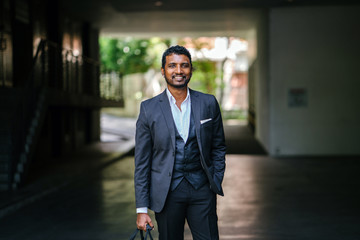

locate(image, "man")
[[134, 45, 226, 240]]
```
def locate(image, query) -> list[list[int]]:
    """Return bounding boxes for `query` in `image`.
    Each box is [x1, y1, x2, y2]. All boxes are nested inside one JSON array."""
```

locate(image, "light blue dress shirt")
[[166, 87, 191, 143]]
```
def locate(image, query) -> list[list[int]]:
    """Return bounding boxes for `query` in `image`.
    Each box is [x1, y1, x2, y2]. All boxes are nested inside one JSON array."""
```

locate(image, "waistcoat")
[[170, 113, 208, 191]]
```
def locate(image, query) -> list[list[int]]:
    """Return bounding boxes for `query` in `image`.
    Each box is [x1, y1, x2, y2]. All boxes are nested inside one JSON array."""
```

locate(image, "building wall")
[[251, 9, 270, 153], [268, 5, 360, 156], [0, 0, 13, 87], [1, 0, 102, 159]]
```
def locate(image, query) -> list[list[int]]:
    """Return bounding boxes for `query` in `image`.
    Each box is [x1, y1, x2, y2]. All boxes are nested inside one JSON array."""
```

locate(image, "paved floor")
[[1, 154, 360, 240], [223, 120, 267, 155], [217, 155, 360, 240], [0, 116, 137, 219], [1, 117, 360, 239]]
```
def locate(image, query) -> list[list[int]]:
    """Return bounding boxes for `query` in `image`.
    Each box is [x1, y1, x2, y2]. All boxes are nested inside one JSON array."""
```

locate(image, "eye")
[[181, 63, 190, 68]]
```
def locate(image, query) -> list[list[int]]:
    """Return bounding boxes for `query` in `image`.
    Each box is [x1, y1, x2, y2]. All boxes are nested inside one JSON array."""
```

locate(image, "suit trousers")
[[155, 179, 219, 240]]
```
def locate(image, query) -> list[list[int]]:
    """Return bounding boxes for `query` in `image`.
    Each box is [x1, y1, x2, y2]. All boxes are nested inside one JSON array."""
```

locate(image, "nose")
[[175, 65, 182, 74]]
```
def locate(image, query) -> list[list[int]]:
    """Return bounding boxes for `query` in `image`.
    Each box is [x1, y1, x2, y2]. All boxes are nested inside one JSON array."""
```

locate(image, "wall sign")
[[288, 88, 307, 108]]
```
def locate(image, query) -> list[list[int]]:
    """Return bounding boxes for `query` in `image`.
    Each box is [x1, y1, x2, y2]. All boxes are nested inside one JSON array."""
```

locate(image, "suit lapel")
[[159, 90, 176, 151], [190, 89, 203, 152]]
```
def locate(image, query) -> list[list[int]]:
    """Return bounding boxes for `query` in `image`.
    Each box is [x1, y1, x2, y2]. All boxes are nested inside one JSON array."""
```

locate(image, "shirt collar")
[[166, 87, 190, 105]]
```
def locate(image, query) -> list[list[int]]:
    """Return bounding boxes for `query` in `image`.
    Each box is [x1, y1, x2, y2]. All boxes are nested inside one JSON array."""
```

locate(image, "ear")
[[161, 68, 164, 76]]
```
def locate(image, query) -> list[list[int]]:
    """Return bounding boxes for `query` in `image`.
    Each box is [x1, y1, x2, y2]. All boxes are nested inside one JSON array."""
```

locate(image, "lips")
[[172, 75, 186, 81]]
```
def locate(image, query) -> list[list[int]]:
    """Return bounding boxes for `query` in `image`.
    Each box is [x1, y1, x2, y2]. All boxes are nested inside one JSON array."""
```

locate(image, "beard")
[[164, 74, 191, 89]]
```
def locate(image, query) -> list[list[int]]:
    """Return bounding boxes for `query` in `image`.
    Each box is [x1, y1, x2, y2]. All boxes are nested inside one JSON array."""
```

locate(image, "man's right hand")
[[136, 213, 154, 231]]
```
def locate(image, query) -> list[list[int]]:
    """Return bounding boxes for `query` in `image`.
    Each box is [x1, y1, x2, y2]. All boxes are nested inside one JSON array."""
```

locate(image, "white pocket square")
[[200, 118, 212, 124]]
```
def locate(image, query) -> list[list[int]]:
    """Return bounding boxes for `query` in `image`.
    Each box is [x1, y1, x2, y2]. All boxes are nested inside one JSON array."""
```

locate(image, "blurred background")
[[0, 0, 359, 239]]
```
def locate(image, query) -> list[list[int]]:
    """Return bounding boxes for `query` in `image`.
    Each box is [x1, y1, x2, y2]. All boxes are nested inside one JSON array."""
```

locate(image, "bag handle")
[[129, 224, 153, 240], [144, 224, 153, 240]]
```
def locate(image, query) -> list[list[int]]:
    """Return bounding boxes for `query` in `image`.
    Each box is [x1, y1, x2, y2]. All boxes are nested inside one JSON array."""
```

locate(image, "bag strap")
[[128, 224, 153, 240], [144, 224, 154, 240], [128, 228, 144, 240]]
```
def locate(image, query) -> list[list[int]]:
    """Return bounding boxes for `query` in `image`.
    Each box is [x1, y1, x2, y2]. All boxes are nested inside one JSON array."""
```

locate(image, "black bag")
[[129, 224, 153, 240]]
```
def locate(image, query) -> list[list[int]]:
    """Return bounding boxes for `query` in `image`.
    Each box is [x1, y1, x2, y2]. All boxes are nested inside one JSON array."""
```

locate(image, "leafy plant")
[[190, 60, 217, 95], [99, 37, 159, 76]]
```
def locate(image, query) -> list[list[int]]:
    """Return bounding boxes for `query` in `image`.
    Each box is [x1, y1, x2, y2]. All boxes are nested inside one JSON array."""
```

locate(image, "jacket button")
[[168, 172, 172, 177]]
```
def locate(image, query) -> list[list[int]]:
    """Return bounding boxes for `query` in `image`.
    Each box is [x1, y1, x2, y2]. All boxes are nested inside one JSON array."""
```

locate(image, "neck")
[[168, 85, 188, 102], [168, 86, 188, 110]]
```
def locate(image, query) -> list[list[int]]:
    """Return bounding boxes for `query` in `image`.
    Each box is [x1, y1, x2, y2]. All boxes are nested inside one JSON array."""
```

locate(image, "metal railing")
[[100, 71, 124, 101], [29, 39, 101, 95], [10, 39, 103, 189]]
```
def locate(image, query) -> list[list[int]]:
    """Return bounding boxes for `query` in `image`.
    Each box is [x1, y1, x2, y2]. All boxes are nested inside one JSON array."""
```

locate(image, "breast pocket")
[[200, 121, 212, 146], [200, 117, 213, 128]]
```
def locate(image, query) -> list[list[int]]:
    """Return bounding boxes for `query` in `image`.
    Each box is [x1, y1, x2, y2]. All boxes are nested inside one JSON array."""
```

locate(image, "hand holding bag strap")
[[129, 224, 153, 240], [144, 224, 154, 240]]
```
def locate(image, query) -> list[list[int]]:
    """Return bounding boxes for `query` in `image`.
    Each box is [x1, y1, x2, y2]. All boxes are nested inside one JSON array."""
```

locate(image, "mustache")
[[164, 74, 191, 89]]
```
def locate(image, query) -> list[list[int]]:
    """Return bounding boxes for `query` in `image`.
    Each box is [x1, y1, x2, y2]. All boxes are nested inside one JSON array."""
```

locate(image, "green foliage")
[[99, 37, 168, 75], [99, 38, 122, 73], [190, 60, 217, 95], [222, 109, 248, 120], [99, 37, 221, 96]]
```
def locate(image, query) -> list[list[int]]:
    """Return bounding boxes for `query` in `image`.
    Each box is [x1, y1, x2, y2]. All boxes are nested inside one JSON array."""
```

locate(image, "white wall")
[[269, 5, 360, 156]]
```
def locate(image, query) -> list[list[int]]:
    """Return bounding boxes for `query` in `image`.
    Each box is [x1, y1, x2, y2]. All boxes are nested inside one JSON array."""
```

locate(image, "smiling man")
[[134, 45, 226, 240]]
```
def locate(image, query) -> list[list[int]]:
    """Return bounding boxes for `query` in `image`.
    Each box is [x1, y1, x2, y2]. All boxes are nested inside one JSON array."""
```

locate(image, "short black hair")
[[161, 45, 192, 69]]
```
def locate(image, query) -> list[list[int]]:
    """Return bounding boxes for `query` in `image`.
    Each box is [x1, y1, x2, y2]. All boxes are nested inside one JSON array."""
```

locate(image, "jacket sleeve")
[[210, 96, 226, 195], [134, 102, 153, 208]]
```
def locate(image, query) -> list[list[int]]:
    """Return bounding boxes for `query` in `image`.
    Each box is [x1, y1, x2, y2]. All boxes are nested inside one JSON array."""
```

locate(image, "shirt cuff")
[[136, 207, 148, 214]]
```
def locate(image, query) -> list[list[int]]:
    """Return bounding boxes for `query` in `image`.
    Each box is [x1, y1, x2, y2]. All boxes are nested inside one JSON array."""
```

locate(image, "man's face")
[[161, 53, 192, 89]]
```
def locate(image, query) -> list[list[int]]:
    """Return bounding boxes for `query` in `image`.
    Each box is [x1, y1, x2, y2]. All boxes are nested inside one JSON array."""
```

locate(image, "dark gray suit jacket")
[[134, 89, 226, 213]]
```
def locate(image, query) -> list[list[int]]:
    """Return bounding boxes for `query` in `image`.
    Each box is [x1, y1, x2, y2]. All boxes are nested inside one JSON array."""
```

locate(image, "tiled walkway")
[[1, 118, 359, 239], [1, 153, 359, 239]]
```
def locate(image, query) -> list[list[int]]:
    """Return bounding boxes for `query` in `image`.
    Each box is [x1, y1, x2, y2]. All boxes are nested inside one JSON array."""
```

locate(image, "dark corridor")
[[224, 121, 267, 155]]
